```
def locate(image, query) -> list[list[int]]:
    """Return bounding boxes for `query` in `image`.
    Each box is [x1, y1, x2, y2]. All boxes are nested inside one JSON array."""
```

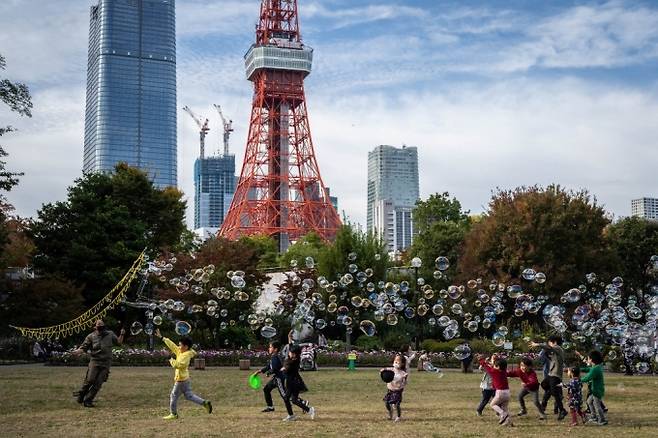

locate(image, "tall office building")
[[367, 145, 419, 251], [194, 155, 236, 229], [631, 197, 658, 220], [83, 0, 177, 188]]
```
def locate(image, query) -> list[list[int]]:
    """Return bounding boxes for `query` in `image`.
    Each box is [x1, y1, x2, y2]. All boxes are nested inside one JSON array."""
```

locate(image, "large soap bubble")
[[260, 326, 277, 339], [359, 320, 377, 337], [453, 344, 472, 361], [175, 320, 192, 336]]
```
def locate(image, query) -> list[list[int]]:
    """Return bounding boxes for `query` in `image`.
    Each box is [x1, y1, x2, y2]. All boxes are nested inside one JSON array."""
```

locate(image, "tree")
[[239, 234, 278, 268], [278, 232, 327, 268], [0, 277, 84, 335], [30, 163, 186, 304], [410, 192, 471, 279], [1, 53, 33, 249], [458, 185, 613, 296], [318, 224, 388, 281], [606, 217, 658, 292]]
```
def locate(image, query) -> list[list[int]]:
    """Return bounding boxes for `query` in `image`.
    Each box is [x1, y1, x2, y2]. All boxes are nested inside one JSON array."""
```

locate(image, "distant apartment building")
[[631, 197, 658, 220], [367, 145, 419, 251]]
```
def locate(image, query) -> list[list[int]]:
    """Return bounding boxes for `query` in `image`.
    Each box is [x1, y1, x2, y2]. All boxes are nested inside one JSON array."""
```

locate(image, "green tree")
[[458, 185, 613, 296], [1, 53, 32, 249], [606, 217, 658, 291], [278, 232, 327, 268], [30, 163, 186, 304], [239, 234, 279, 268], [318, 224, 388, 281], [410, 192, 471, 279]]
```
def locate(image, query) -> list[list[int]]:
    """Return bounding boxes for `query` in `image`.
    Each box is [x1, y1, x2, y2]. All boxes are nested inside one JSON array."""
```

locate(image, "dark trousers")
[[541, 376, 565, 413], [77, 363, 110, 403], [263, 377, 279, 407], [284, 391, 310, 416], [518, 387, 544, 413], [477, 389, 495, 414]]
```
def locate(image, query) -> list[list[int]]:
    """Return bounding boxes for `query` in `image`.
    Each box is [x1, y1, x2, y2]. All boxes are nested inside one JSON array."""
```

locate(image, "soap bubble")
[[611, 276, 623, 288], [153, 315, 163, 326], [423, 362, 444, 377], [348, 252, 357, 261], [564, 288, 581, 303], [606, 350, 617, 360], [435, 256, 450, 271], [507, 284, 523, 299], [535, 272, 546, 284], [492, 331, 506, 347], [411, 257, 422, 268], [522, 268, 536, 281], [260, 326, 277, 339], [351, 296, 363, 307], [386, 314, 398, 326], [231, 275, 246, 289], [175, 321, 192, 336], [359, 320, 377, 336], [453, 344, 472, 361], [130, 321, 143, 336], [315, 319, 327, 330], [305, 256, 315, 269], [467, 279, 478, 289]]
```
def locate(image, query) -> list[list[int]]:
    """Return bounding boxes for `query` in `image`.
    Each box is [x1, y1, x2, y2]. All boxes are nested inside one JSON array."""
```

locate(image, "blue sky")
[[2, 0, 658, 228]]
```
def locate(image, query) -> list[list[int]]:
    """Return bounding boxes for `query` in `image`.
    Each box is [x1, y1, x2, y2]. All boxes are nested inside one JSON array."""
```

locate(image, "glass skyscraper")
[[367, 145, 420, 251], [194, 155, 236, 229], [83, 0, 177, 188]]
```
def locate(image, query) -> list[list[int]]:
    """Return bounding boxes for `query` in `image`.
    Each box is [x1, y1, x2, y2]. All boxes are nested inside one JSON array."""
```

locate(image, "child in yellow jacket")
[[155, 329, 212, 420]]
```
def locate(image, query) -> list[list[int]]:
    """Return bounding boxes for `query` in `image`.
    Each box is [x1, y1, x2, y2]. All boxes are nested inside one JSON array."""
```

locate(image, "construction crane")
[[214, 104, 234, 156], [183, 106, 210, 159]]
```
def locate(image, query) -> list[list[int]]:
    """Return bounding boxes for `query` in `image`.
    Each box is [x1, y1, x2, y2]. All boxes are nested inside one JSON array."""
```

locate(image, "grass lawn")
[[0, 365, 656, 437]]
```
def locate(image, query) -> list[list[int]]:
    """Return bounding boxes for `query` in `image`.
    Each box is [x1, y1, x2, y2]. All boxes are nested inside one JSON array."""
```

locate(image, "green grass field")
[[0, 365, 656, 437]]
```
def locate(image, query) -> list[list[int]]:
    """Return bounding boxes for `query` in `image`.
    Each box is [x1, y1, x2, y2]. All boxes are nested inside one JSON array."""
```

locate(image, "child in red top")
[[507, 357, 546, 419], [478, 354, 513, 426]]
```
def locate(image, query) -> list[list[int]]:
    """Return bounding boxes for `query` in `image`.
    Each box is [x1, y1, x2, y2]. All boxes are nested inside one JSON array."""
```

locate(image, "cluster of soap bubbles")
[[127, 251, 658, 369]]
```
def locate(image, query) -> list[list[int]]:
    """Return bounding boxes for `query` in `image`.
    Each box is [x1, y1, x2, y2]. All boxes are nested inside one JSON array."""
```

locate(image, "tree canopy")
[[30, 163, 186, 304]]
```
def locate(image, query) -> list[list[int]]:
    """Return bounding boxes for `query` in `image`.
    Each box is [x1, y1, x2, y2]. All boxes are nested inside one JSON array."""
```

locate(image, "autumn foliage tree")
[[458, 185, 613, 296]]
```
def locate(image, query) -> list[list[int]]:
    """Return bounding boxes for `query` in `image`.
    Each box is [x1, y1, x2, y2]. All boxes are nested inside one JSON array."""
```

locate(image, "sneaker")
[[203, 400, 213, 414], [282, 415, 297, 422], [499, 413, 509, 425], [585, 418, 599, 425], [308, 406, 316, 420], [394, 417, 401, 423], [261, 406, 275, 413], [476, 410, 483, 417], [83, 401, 95, 408], [539, 413, 547, 420], [557, 410, 568, 421], [162, 413, 178, 420], [517, 410, 527, 417], [597, 421, 608, 426]]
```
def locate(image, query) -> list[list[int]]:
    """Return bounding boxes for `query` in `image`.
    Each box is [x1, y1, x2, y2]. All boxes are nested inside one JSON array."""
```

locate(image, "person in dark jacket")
[[72, 320, 125, 407], [254, 341, 284, 413], [280, 344, 315, 421]]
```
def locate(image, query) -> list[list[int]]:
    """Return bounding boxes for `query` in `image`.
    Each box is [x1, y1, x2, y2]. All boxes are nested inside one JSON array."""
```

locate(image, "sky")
[[1, 0, 658, 228]]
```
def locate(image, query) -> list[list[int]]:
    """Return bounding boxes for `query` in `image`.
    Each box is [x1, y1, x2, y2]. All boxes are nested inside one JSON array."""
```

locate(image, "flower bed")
[[46, 348, 539, 368]]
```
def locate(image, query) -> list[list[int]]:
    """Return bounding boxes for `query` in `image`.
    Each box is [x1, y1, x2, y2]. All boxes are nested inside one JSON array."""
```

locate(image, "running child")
[[280, 344, 315, 422], [253, 340, 284, 413], [476, 356, 495, 417], [581, 351, 607, 426], [381, 354, 408, 422], [154, 329, 212, 420], [477, 353, 513, 426], [507, 357, 546, 419], [565, 367, 586, 426]]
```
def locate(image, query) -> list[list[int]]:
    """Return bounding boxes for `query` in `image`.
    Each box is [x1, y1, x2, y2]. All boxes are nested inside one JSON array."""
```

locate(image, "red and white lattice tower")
[[220, 0, 341, 251]]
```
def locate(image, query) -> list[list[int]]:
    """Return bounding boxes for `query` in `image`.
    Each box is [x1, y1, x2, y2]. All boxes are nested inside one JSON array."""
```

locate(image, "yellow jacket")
[[163, 337, 196, 382]]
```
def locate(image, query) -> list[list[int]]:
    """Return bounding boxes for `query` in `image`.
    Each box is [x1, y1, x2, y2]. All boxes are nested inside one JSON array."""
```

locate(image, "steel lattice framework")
[[220, 0, 341, 251]]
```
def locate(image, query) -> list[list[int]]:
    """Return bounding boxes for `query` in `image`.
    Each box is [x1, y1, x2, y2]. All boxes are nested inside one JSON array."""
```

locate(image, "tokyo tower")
[[219, 0, 341, 251]]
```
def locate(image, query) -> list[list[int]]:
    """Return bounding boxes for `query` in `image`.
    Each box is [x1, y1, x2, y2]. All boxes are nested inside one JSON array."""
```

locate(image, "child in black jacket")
[[281, 344, 316, 421], [254, 341, 284, 412]]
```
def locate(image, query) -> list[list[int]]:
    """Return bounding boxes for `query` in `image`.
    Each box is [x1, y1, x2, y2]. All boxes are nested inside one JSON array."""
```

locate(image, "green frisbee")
[[249, 374, 262, 390]]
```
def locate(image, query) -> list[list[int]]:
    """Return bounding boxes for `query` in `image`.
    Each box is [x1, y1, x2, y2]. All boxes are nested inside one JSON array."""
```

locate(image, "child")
[[507, 357, 546, 419], [280, 344, 315, 421], [253, 340, 284, 413], [401, 344, 416, 374], [575, 350, 608, 414], [381, 354, 408, 422], [478, 354, 513, 426], [581, 350, 607, 426], [476, 356, 495, 416], [565, 367, 586, 426], [154, 329, 212, 420]]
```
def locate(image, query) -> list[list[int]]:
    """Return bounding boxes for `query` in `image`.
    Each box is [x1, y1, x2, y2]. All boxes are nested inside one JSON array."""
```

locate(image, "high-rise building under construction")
[[83, 0, 177, 188]]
